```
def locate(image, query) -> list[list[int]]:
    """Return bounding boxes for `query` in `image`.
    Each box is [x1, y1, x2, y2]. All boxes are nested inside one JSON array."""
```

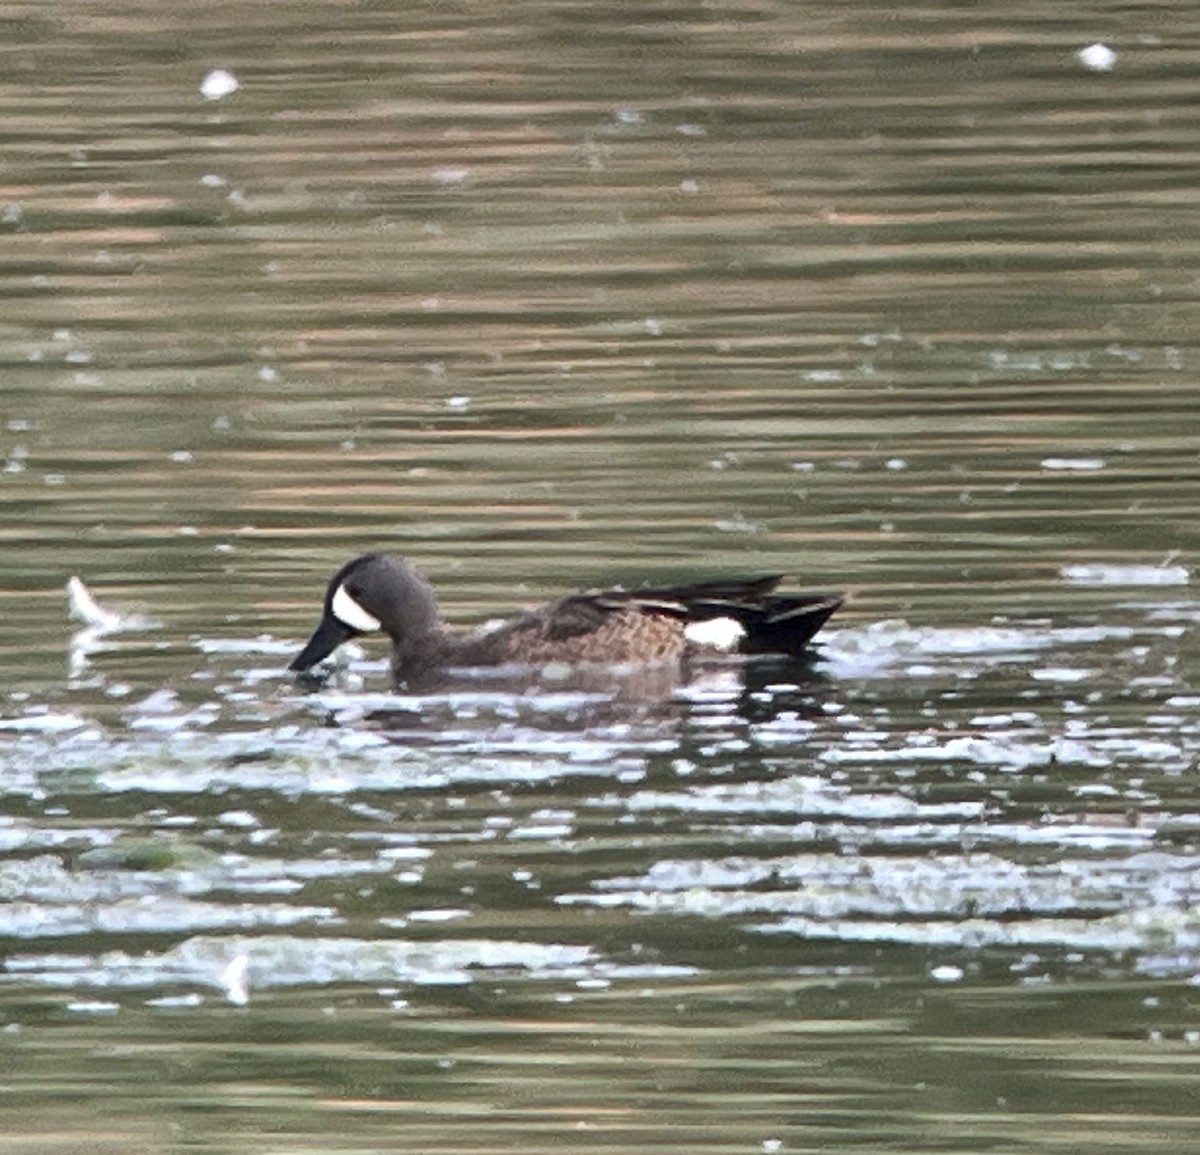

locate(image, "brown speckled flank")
[[290, 554, 843, 690], [453, 606, 690, 667]]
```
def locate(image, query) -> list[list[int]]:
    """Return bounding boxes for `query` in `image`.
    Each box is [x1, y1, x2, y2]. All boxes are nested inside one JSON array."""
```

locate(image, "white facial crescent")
[[331, 584, 382, 633]]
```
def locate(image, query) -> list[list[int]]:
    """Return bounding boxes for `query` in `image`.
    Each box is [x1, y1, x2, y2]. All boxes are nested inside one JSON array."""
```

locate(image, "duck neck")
[[390, 623, 454, 690]]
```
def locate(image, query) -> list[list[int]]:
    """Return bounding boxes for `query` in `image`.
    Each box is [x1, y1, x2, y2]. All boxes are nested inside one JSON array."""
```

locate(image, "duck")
[[289, 553, 843, 689]]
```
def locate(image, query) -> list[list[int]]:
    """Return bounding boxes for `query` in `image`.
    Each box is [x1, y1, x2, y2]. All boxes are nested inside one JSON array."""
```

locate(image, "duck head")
[[289, 554, 441, 673]]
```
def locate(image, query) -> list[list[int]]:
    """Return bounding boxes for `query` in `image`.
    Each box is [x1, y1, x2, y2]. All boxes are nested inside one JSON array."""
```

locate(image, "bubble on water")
[[200, 69, 240, 100], [66, 576, 123, 630], [1078, 43, 1117, 71], [67, 1000, 121, 1015], [220, 954, 250, 1005], [1041, 456, 1105, 471], [1061, 564, 1189, 587]]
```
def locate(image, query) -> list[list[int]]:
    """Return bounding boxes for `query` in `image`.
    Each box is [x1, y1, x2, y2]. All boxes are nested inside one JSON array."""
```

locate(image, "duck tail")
[[738, 593, 844, 654]]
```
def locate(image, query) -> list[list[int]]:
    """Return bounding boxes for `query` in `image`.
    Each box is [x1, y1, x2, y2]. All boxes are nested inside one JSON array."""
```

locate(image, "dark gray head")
[[289, 554, 442, 673]]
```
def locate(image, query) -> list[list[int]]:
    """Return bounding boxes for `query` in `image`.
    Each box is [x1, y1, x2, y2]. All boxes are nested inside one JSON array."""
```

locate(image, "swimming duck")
[[289, 553, 842, 688]]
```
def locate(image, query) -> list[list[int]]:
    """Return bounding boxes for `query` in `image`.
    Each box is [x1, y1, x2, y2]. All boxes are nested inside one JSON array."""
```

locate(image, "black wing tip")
[[766, 591, 845, 621], [736, 591, 843, 655]]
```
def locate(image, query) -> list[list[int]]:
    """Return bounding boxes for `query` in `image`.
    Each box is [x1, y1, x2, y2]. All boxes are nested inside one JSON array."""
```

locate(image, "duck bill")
[[289, 615, 356, 672]]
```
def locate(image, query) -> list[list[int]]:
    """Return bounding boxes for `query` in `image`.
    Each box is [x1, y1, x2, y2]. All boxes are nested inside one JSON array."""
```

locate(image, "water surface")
[[3, 2, 1200, 1151]]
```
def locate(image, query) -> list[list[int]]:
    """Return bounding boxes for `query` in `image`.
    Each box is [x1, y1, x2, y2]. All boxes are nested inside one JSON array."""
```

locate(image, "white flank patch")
[[684, 616, 745, 651], [331, 584, 382, 632]]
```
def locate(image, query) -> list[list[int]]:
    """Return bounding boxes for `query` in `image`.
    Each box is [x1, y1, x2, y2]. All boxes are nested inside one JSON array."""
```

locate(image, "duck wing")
[[539, 575, 782, 641], [453, 575, 841, 665], [544, 575, 841, 655]]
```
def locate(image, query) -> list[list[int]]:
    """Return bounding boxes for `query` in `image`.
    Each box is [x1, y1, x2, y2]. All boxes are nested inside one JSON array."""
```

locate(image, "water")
[[3, 2, 1200, 1151]]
